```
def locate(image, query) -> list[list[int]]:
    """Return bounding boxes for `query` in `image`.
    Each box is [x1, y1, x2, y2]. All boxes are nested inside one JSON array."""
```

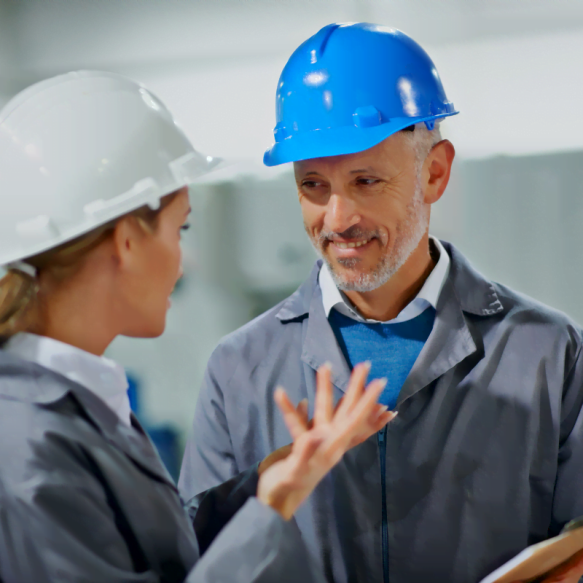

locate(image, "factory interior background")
[[2, 0, 583, 477]]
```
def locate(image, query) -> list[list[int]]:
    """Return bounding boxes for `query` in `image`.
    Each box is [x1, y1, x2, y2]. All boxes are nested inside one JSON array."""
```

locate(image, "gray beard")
[[310, 182, 429, 293]]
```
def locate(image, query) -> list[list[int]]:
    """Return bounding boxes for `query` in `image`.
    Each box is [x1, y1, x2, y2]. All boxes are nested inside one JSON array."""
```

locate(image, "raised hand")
[[257, 361, 396, 520]]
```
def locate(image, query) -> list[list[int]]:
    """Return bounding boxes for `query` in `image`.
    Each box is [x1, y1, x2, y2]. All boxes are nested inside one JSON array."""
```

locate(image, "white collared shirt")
[[4, 332, 132, 426], [319, 236, 450, 324]]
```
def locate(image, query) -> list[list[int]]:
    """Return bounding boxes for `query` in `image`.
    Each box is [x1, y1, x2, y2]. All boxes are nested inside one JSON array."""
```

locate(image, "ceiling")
[[2, 0, 583, 161], [3, 0, 583, 84]]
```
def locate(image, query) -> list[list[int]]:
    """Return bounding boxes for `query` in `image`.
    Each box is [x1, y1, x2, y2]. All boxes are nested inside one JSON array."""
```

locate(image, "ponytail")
[[0, 269, 39, 341]]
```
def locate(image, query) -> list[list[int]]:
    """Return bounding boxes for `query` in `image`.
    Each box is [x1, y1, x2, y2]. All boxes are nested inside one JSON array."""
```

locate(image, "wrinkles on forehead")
[[294, 123, 443, 183], [294, 133, 417, 182]]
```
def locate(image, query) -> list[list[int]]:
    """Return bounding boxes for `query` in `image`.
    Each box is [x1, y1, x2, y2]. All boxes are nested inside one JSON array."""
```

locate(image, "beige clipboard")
[[479, 520, 583, 583]]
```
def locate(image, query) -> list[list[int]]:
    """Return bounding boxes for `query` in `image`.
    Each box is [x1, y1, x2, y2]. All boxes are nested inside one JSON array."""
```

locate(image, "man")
[[179, 23, 583, 583]]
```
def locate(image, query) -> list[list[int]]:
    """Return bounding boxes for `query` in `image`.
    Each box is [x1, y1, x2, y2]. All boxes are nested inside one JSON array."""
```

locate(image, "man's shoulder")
[[207, 265, 320, 369], [445, 241, 583, 341], [493, 280, 583, 335], [210, 295, 303, 363]]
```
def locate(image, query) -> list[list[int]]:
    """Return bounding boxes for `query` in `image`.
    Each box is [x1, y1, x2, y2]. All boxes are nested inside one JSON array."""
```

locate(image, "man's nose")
[[324, 193, 361, 234]]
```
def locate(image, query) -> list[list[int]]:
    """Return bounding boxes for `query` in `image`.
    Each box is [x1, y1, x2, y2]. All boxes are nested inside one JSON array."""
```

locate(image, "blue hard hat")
[[263, 23, 458, 166]]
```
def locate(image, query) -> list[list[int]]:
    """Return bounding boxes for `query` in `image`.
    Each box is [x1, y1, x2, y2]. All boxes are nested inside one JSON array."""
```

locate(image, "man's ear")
[[422, 139, 455, 205]]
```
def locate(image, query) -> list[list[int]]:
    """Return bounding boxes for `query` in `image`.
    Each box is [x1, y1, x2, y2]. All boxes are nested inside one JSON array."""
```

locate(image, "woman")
[[0, 71, 394, 583]]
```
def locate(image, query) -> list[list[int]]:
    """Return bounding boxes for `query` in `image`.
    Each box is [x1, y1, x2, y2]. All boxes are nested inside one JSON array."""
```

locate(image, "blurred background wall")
[[2, 0, 583, 474]]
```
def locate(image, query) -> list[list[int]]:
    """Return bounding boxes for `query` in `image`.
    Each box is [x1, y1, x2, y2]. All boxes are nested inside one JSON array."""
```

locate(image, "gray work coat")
[[179, 242, 583, 583], [0, 352, 324, 583]]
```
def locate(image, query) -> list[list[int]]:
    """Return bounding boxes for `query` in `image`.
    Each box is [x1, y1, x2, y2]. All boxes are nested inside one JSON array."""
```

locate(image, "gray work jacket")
[[179, 242, 583, 583], [0, 353, 324, 583]]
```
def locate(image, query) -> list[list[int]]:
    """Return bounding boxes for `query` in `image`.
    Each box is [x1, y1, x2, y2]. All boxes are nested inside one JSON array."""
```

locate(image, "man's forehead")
[[294, 135, 408, 177]]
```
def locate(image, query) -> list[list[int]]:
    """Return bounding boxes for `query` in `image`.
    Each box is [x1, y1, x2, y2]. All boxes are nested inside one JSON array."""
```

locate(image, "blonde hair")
[[0, 193, 178, 342]]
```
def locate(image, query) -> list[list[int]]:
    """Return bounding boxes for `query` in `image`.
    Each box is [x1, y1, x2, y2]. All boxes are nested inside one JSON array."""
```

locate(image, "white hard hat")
[[0, 70, 219, 266]]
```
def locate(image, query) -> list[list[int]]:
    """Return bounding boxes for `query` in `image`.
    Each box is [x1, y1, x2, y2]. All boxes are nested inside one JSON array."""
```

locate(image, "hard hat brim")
[[263, 112, 458, 167], [0, 71, 224, 267]]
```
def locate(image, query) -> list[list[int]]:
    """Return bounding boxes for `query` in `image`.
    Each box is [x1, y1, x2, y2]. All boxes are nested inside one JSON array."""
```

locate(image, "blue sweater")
[[328, 308, 435, 409]]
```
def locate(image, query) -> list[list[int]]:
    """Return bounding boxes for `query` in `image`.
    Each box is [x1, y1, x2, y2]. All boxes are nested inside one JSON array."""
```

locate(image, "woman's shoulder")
[[0, 351, 102, 481], [0, 349, 71, 404]]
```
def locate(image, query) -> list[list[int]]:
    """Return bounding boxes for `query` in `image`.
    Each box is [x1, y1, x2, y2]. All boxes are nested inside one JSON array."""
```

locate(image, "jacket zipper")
[[378, 426, 389, 583]]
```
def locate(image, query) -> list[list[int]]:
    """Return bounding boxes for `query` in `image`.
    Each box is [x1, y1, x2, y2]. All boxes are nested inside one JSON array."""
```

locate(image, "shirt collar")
[[319, 236, 451, 324], [3, 332, 131, 426]]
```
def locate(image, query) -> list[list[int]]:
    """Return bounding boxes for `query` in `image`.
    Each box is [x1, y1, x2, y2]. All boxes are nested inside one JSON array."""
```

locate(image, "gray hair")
[[403, 122, 443, 174]]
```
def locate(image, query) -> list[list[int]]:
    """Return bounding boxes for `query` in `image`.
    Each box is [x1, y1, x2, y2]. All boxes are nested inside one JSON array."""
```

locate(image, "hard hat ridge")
[[0, 70, 220, 266], [264, 22, 458, 166]]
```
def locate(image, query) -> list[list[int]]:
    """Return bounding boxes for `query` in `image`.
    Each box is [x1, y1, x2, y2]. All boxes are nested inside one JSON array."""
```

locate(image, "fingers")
[[366, 410, 397, 438], [369, 403, 397, 425], [291, 431, 324, 469], [324, 377, 388, 454], [275, 387, 309, 440], [348, 407, 397, 448], [347, 377, 387, 429], [314, 363, 334, 426], [299, 398, 315, 429], [297, 398, 309, 425], [336, 361, 370, 417], [368, 403, 388, 423], [366, 404, 390, 429]]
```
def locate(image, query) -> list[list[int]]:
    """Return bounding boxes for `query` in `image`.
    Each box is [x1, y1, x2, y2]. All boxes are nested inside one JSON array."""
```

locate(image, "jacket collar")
[[3, 332, 131, 426], [276, 241, 503, 398], [441, 241, 504, 317], [276, 260, 321, 322], [276, 241, 504, 323], [0, 351, 176, 490]]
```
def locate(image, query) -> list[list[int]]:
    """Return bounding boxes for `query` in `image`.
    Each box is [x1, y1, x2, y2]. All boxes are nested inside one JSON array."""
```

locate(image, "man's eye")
[[357, 178, 380, 186], [180, 223, 191, 232], [302, 181, 320, 188]]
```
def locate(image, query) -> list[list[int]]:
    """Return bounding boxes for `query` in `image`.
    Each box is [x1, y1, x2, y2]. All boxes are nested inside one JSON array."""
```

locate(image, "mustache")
[[317, 225, 380, 245]]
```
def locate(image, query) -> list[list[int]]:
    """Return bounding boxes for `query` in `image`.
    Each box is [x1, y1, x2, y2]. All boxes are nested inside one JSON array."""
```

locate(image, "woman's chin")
[[150, 318, 168, 338], [123, 318, 167, 339]]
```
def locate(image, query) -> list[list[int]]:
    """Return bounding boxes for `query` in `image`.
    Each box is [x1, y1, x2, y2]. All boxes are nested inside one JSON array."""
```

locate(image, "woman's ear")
[[111, 215, 144, 270], [422, 139, 456, 205]]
